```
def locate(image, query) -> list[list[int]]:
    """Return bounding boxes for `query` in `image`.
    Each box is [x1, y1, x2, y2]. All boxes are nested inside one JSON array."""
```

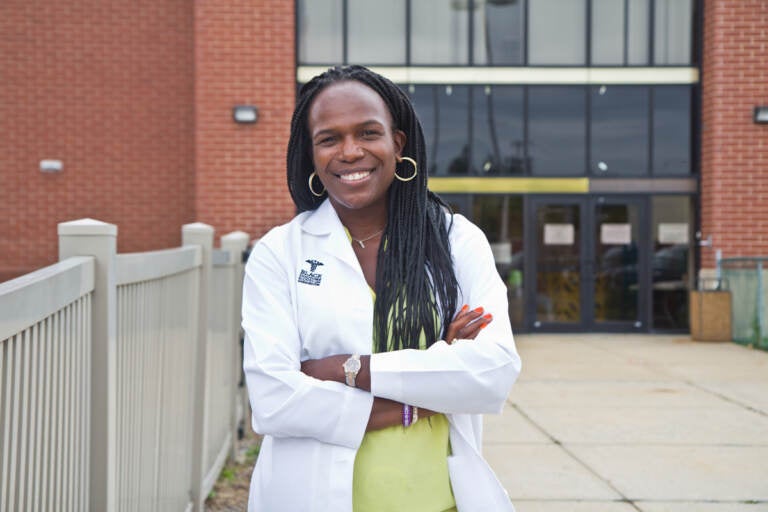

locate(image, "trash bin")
[[689, 278, 732, 342]]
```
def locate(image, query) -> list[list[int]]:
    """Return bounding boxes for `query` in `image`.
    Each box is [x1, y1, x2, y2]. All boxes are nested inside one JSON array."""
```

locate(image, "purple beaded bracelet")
[[402, 404, 413, 427]]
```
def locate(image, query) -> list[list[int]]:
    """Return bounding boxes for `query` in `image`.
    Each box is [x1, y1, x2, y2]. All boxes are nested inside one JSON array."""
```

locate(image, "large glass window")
[[653, 86, 691, 175], [651, 195, 692, 329], [473, 0, 525, 65], [348, 0, 406, 64], [591, 0, 651, 65], [590, 85, 649, 176], [410, 1, 469, 65], [410, 85, 470, 176], [472, 86, 525, 175], [297, 0, 342, 64], [528, 0, 586, 65], [528, 87, 587, 175], [654, 0, 693, 65]]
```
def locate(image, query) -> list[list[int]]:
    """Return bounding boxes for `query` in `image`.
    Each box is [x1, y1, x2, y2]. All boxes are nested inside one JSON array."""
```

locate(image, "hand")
[[444, 304, 492, 344], [367, 397, 438, 432]]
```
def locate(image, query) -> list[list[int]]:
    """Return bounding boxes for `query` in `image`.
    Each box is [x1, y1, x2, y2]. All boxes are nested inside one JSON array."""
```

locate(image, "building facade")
[[2, 0, 766, 334]]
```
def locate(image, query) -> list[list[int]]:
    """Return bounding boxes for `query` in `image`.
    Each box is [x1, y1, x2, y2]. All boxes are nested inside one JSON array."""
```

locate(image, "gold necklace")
[[351, 228, 385, 249]]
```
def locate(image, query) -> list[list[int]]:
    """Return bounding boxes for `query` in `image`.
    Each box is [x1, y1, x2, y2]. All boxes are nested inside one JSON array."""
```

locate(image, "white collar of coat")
[[300, 199, 362, 272]]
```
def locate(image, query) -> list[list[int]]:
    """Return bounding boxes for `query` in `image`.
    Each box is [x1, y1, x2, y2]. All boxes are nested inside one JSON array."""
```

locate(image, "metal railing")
[[0, 219, 250, 512], [719, 257, 768, 349]]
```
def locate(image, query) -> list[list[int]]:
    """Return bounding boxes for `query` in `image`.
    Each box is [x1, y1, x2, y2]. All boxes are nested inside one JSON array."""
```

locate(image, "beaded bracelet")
[[402, 404, 413, 427]]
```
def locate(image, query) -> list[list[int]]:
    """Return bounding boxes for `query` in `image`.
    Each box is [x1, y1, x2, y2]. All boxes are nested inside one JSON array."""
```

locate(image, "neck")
[[332, 202, 388, 241]]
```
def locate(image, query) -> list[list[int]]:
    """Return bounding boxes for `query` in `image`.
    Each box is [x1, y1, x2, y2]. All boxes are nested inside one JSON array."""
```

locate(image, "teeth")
[[339, 170, 372, 182]]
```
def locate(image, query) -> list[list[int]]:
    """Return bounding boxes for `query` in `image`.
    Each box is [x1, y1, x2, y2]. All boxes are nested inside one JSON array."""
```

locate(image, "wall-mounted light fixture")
[[233, 105, 259, 124], [754, 106, 768, 124]]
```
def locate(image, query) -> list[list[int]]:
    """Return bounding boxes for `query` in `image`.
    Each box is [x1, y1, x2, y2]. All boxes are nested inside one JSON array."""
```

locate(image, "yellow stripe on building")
[[427, 177, 590, 194]]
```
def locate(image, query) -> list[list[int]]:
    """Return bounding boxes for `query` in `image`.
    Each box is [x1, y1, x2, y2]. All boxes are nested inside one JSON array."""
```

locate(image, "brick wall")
[[700, 0, 768, 268], [0, 1, 195, 282], [193, 0, 296, 244]]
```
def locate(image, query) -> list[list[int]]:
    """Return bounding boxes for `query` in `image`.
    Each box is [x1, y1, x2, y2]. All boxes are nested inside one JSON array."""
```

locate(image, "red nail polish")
[[483, 313, 492, 320], [474, 307, 484, 313], [479, 322, 489, 329], [461, 304, 469, 312]]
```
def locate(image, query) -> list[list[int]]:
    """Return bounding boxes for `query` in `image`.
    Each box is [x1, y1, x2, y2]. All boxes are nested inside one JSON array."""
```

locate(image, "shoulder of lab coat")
[[370, 213, 522, 414], [241, 204, 373, 449]]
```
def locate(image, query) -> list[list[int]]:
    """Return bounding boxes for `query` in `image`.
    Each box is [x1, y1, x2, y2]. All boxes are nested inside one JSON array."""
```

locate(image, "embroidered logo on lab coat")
[[298, 259, 324, 286]]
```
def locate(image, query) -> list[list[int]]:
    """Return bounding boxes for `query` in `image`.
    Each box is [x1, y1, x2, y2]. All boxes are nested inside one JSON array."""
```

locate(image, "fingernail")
[[479, 322, 489, 329], [483, 313, 492, 320], [461, 304, 469, 312], [474, 307, 484, 313]]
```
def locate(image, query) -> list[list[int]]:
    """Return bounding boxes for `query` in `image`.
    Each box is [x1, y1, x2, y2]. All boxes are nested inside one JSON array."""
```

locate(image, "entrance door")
[[525, 196, 648, 331]]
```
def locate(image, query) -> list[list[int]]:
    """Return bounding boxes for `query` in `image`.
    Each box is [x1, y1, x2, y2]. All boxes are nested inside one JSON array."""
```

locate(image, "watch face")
[[343, 356, 361, 373]]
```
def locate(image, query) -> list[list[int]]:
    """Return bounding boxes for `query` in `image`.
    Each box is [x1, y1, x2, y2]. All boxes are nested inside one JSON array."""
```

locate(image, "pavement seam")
[[509, 402, 643, 512], [686, 380, 768, 418]]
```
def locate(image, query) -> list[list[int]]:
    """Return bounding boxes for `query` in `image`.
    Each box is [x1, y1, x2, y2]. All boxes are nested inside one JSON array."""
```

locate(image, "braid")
[[287, 65, 459, 351]]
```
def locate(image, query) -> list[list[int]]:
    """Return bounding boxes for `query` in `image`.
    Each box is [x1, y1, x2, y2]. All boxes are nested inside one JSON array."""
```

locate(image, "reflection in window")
[[528, 86, 587, 175], [472, 86, 525, 175], [411, 0, 469, 64], [348, 0, 406, 64], [528, 0, 586, 65], [653, 86, 691, 175], [474, 195, 525, 328], [654, 0, 692, 64], [627, 0, 650, 64], [652, 195, 691, 329], [297, 0, 343, 64], [590, 85, 649, 176], [410, 85, 470, 176], [473, 0, 525, 65]]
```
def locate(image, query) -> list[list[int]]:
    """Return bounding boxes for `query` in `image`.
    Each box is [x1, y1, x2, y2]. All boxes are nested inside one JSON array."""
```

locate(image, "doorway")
[[525, 196, 649, 331]]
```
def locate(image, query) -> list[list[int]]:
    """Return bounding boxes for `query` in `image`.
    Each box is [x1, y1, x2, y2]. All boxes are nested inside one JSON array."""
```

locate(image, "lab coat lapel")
[[302, 199, 364, 278]]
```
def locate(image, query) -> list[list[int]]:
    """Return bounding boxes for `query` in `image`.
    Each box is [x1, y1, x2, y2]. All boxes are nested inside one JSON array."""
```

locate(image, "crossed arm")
[[300, 304, 493, 432]]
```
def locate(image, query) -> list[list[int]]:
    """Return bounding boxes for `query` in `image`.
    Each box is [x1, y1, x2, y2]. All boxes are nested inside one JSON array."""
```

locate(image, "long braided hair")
[[287, 65, 459, 352]]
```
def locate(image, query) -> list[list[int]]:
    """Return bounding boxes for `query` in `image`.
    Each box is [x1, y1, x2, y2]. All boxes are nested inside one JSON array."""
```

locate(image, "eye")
[[362, 129, 382, 139], [316, 135, 336, 146]]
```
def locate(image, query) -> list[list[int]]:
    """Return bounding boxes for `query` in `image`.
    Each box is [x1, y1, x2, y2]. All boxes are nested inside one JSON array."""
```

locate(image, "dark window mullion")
[[468, 0, 475, 65], [623, 0, 630, 65], [342, 0, 348, 64], [586, 84, 592, 175], [648, 86, 655, 176], [586, 0, 592, 66], [523, 0, 529, 66], [523, 86, 529, 175], [649, 0, 656, 65], [405, 0, 411, 66]]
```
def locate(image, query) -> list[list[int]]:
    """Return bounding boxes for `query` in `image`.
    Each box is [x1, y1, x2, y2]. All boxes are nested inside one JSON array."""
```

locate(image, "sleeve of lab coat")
[[242, 233, 373, 449], [369, 215, 522, 414]]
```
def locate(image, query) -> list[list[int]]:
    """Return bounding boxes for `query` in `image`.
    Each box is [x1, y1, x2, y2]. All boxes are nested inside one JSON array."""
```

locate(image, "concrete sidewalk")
[[485, 334, 768, 512]]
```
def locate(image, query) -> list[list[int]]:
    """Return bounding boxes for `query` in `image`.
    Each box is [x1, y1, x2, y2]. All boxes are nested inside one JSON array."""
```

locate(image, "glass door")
[[526, 197, 588, 330], [526, 196, 648, 331]]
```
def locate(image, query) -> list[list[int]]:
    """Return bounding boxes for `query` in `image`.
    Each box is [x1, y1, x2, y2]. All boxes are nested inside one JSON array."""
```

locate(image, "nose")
[[339, 135, 364, 162]]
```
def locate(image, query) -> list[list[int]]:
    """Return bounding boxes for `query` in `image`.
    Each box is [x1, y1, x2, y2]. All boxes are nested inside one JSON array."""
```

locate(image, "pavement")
[[485, 334, 768, 512]]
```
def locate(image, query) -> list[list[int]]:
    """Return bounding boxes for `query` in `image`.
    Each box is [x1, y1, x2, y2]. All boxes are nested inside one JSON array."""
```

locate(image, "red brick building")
[[1, 0, 766, 333]]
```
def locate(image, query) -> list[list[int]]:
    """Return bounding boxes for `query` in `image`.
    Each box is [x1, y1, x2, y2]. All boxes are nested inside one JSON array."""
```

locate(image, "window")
[[410, 0, 469, 65], [472, 86, 525, 175], [528, 0, 586, 65], [297, 0, 342, 64], [473, 0, 525, 65], [590, 85, 649, 176], [654, 0, 693, 65], [348, 0, 406, 64], [410, 85, 470, 176], [653, 86, 691, 175], [528, 86, 587, 175]]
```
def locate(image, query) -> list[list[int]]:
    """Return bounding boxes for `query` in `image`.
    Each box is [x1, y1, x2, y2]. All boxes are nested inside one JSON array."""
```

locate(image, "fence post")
[[220, 231, 250, 459], [183, 223, 214, 512], [58, 218, 117, 512]]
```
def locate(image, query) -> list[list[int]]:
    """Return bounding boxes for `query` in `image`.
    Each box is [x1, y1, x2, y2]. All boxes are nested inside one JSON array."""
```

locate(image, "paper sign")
[[600, 223, 632, 245], [544, 224, 574, 245], [658, 223, 689, 244]]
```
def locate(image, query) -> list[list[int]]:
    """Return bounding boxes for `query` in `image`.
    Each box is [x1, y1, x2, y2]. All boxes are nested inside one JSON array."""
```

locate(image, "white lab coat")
[[242, 199, 521, 512]]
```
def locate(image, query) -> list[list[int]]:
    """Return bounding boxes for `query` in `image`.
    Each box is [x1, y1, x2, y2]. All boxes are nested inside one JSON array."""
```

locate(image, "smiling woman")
[[242, 65, 521, 512]]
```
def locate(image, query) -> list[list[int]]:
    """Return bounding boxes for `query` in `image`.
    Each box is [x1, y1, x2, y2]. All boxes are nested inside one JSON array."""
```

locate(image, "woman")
[[242, 65, 521, 511]]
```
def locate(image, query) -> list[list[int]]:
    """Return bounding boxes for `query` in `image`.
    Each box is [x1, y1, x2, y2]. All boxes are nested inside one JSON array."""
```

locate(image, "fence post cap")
[[221, 231, 250, 243], [57, 218, 117, 236], [182, 222, 215, 234]]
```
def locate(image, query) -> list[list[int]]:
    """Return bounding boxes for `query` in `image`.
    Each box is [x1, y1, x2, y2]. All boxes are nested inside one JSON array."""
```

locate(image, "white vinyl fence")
[[0, 219, 250, 512]]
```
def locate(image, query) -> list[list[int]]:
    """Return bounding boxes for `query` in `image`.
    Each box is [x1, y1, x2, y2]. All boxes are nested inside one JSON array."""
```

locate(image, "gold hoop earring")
[[395, 156, 418, 182], [308, 171, 326, 197]]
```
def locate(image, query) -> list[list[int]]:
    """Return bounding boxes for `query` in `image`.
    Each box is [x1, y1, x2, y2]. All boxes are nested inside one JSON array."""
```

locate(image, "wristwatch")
[[343, 354, 361, 387]]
